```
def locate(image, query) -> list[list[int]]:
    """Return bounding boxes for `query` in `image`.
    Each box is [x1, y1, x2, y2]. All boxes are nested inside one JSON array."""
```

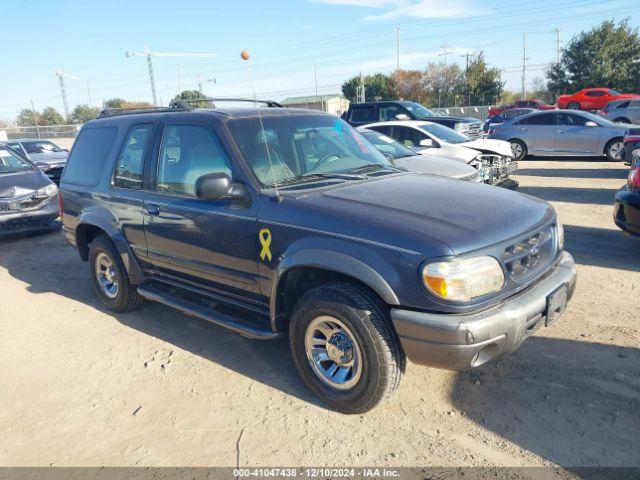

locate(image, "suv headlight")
[[454, 123, 466, 131], [35, 184, 58, 198], [422, 256, 505, 301]]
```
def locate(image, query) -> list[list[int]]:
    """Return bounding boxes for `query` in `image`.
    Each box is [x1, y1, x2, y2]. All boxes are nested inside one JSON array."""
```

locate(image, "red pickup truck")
[[489, 99, 556, 117]]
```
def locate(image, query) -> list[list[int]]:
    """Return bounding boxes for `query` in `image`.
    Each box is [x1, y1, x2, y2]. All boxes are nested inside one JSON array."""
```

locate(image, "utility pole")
[[54, 69, 79, 120], [439, 45, 454, 107], [358, 72, 365, 103], [395, 27, 400, 70], [30, 99, 41, 139], [125, 46, 217, 106], [314, 64, 318, 97], [521, 32, 527, 99], [555, 27, 561, 64]]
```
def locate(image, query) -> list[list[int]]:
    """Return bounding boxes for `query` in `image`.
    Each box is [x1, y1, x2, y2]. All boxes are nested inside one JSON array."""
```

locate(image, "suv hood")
[[291, 173, 553, 255], [460, 138, 512, 157]]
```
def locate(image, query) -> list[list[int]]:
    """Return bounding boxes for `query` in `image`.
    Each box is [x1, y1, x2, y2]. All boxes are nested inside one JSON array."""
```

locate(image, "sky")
[[0, 0, 637, 121]]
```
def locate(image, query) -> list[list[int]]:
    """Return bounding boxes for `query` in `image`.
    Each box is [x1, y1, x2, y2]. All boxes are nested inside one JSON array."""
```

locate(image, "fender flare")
[[269, 249, 400, 329], [76, 210, 145, 284]]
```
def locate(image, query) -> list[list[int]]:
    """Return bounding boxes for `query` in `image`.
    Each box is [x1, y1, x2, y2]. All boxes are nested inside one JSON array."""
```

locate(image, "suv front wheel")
[[289, 282, 404, 413], [89, 235, 143, 313]]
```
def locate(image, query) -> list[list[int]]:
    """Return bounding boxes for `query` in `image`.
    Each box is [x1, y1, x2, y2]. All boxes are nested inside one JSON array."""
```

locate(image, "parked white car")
[[363, 120, 518, 189]]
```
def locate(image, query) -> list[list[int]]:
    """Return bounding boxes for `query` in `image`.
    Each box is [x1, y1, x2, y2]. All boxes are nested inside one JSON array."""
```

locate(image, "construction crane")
[[54, 69, 79, 120], [125, 46, 217, 106]]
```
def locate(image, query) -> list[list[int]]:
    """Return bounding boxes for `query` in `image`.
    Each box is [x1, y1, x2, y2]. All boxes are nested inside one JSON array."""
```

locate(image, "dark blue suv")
[[60, 102, 577, 413]]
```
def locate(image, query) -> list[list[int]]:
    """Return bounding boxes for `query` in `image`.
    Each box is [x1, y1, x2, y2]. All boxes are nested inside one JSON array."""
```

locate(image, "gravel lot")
[[1, 158, 639, 471]]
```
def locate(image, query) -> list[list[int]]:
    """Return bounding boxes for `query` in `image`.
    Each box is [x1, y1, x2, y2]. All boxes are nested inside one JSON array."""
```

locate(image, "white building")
[[280, 94, 350, 117]]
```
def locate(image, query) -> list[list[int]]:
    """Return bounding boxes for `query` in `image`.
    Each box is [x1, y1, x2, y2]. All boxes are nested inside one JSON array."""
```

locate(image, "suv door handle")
[[146, 204, 160, 216]]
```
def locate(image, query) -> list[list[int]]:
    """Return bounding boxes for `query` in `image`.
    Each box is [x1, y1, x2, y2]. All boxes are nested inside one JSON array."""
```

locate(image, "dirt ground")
[[0, 158, 639, 470]]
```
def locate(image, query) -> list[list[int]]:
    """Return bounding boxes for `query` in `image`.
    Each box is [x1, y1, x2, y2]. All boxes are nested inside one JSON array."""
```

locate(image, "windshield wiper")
[[269, 172, 364, 189], [349, 163, 402, 174]]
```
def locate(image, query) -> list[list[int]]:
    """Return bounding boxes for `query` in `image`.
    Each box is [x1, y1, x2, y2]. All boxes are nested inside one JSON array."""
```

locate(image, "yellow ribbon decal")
[[259, 228, 272, 262]]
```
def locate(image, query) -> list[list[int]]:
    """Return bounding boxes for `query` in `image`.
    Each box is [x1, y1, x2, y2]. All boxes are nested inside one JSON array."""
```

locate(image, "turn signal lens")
[[422, 256, 505, 302]]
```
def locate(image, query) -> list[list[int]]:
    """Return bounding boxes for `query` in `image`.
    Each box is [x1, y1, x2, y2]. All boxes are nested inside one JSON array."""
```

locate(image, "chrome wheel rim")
[[609, 141, 624, 160], [304, 316, 362, 391], [511, 142, 523, 158], [95, 252, 119, 299]]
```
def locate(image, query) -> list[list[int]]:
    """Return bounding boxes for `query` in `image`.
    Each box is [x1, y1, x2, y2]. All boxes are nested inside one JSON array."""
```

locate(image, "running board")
[[137, 285, 281, 341]]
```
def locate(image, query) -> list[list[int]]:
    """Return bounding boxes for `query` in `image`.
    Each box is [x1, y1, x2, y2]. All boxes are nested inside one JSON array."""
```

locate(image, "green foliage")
[[16, 109, 41, 127], [422, 63, 463, 107], [172, 90, 211, 108], [40, 107, 65, 125], [455, 52, 504, 106], [341, 74, 390, 103], [387, 70, 429, 104], [103, 98, 154, 109], [71, 104, 101, 124], [547, 19, 640, 97]]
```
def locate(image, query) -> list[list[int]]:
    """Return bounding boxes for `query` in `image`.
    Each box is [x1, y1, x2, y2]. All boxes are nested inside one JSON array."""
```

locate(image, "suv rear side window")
[[349, 106, 377, 123], [114, 124, 152, 190], [63, 126, 118, 185], [157, 124, 233, 196]]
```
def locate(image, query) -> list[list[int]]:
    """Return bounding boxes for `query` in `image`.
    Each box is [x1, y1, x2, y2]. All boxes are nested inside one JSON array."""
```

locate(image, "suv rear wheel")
[[89, 235, 143, 313], [289, 282, 404, 414]]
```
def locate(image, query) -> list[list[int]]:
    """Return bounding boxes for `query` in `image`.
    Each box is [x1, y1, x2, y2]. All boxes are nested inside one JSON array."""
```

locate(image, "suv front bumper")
[[391, 251, 577, 370]]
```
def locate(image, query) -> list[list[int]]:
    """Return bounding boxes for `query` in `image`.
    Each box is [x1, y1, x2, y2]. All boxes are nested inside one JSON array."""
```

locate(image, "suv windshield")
[[22, 140, 63, 154], [0, 147, 34, 174], [227, 115, 392, 188], [417, 123, 470, 144], [400, 102, 437, 119], [360, 130, 416, 159]]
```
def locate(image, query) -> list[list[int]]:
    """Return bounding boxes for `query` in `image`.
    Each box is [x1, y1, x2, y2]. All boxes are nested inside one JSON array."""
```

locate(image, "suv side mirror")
[[419, 138, 435, 148], [585, 121, 598, 127], [395, 114, 410, 120], [196, 173, 249, 204]]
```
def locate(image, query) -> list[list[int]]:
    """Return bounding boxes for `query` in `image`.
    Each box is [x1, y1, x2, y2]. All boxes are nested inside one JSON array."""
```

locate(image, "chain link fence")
[[431, 105, 493, 121], [0, 124, 81, 140]]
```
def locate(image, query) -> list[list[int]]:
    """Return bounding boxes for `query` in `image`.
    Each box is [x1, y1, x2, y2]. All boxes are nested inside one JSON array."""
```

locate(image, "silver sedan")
[[489, 109, 628, 161]]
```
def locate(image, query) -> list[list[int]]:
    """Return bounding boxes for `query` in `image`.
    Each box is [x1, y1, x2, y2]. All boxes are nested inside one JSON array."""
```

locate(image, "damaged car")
[[0, 145, 61, 237], [357, 128, 480, 182], [363, 120, 518, 189], [5, 139, 69, 185]]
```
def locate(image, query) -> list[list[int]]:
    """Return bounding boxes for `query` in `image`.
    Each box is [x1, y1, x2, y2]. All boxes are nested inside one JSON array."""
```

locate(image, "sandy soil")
[[0, 158, 638, 470]]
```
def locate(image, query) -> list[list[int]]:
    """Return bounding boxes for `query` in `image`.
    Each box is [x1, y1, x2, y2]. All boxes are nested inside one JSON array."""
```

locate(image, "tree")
[[103, 98, 153, 109], [16, 109, 41, 127], [547, 19, 640, 97], [71, 104, 101, 124], [341, 73, 390, 103], [171, 89, 210, 107], [456, 52, 504, 106], [423, 62, 463, 107], [39, 107, 65, 125], [387, 70, 429, 104]]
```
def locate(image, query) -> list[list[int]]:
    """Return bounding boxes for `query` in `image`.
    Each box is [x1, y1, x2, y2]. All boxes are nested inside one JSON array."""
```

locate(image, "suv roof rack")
[[169, 98, 283, 109], [98, 105, 188, 118], [98, 97, 283, 118]]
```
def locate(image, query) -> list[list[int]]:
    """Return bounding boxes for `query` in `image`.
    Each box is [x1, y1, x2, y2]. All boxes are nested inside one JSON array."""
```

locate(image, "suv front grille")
[[461, 123, 483, 139], [502, 225, 557, 282]]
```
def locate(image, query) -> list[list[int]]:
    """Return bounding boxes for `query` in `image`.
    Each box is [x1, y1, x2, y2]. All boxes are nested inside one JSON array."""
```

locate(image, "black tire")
[[604, 137, 625, 162], [88, 235, 143, 313], [289, 282, 405, 414], [509, 139, 528, 161], [567, 102, 580, 110], [613, 118, 630, 124]]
